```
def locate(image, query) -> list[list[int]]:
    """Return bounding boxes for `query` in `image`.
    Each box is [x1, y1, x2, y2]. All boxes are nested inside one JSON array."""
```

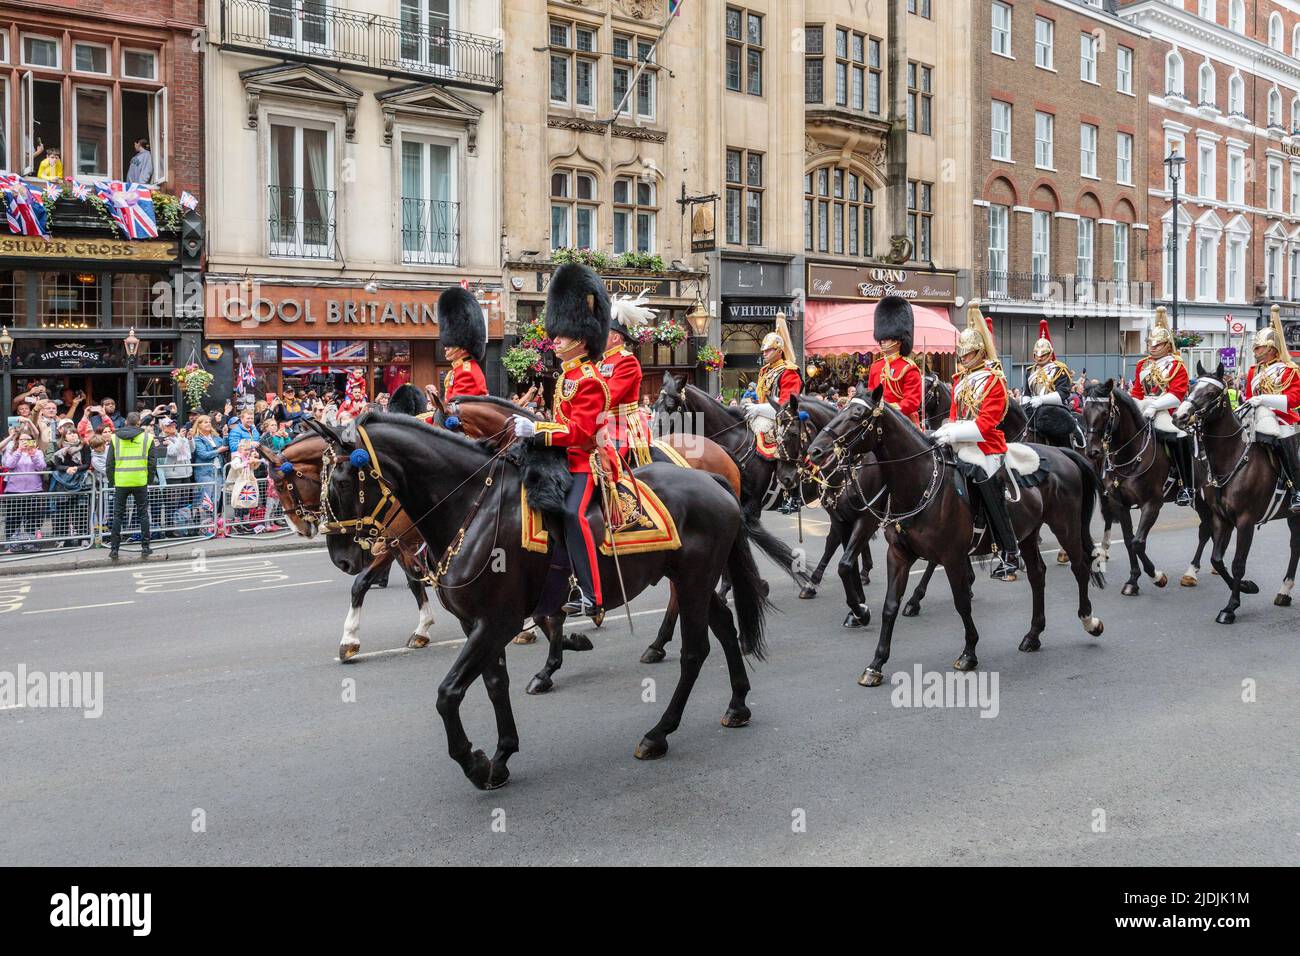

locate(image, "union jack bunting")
[[94, 180, 158, 239], [0, 174, 50, 238]]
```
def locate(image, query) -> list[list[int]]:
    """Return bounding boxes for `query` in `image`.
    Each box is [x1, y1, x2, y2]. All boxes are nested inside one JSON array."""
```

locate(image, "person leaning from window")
[[36, 146, 63, 181], [105, 412, 158, 561], [127, 138, 153, 184]]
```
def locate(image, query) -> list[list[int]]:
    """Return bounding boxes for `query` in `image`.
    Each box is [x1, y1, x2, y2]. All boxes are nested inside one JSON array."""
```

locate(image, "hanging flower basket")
[[503, 345, 542, 383], [171, 363, 213, 407], [653, 318, 687, 347], [518, 311, 553, 352], [697, 344, 725, 372], [1174, 332, 1203, 349]]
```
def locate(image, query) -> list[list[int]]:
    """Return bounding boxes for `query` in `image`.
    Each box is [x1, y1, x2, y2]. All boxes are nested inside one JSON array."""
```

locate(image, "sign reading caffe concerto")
[[807, 263, 958, 303], [203, 284, 504, 340]]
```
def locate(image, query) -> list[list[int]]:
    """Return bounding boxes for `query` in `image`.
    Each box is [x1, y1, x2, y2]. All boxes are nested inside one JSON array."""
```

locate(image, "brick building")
[[1121, 0, 1300, 375], [971, 0, 1152, 386], [0, 1, 205, 412]]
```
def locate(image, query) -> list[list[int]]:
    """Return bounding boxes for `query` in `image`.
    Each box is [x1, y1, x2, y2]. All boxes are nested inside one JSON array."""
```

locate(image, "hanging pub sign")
[[690, 198, 717, 253]]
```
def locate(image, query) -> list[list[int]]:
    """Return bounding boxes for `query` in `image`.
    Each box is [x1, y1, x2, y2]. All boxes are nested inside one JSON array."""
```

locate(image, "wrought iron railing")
[[400, 197, 459, 265], [978, 270, 1066, 302], [268, 185, 336, 259], [221, 0, 502, 91]]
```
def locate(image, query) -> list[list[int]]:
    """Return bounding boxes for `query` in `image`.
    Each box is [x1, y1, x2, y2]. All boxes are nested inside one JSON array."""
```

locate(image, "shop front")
[[717, 254, 797, 399], [0, 232, 196, 415], [803, 262, 959, 393], [506, 263, 709, 401], [202, 282, 505, 406]]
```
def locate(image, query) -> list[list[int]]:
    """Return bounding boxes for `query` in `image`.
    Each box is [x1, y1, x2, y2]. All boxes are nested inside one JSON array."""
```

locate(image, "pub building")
[[505, 261, 710, 399], [201, 280, 506, 403], [716, 253, 799, 398], [0, 222, 201, 416], [802, 262, 961, 391]]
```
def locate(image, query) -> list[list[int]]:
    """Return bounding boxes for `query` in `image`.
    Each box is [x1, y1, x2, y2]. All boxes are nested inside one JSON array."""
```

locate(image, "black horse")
[[655, 374, 816, 594], [316, 412, 771, 789], [807, 386, 1105, 685], [1173, 363, 1300, 623], [1082, 380, 1213, 595]]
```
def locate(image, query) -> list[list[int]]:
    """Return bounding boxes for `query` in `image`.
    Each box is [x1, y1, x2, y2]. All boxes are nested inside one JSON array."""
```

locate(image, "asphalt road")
[[2, 511, 1296, 866]]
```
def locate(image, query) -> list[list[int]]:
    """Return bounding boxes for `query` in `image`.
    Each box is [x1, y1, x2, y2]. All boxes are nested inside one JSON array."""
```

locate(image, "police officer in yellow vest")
[[106, 411, 158, 560]]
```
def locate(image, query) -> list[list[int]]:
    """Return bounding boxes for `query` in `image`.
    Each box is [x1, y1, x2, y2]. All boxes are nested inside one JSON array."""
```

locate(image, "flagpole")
[[606, 3, 683, 124]]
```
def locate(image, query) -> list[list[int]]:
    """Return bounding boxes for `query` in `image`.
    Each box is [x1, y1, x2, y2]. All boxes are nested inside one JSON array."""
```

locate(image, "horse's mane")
[[1085, 381, 1141, 420], [452, 393, 541, 422], [684, 383, 745, 421], [793, 394, 840, 425], [359, 409, 496, 458]]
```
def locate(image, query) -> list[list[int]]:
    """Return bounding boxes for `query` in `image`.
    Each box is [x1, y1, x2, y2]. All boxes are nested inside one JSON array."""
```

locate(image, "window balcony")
[[220, 0, 502, 92], [268, 185, 336, 259], [978, 270, 1062, 303], [400, 197, 459, 266]]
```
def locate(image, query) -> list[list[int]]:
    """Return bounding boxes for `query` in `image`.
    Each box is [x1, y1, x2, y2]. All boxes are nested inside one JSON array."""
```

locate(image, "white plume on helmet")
[[610, 288, 658, 338]]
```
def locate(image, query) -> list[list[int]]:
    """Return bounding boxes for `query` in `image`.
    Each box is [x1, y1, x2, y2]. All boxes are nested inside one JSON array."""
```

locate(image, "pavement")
[[0, 529, 323, 577], [1, 509, 1296, 866]]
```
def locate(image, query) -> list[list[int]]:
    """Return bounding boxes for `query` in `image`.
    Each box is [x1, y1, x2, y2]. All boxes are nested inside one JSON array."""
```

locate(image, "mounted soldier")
[[429, 286, 488, 432], [866, 295, 922, 425], [745, 312, 802, 459], [511, 263, 612, 619], [1021, 319, 1077, 446], [932, 305, 1021, 577], [601, 289, 656, 467], [1131, 306, 1195, 506], [1242, 305, 1300, 515]]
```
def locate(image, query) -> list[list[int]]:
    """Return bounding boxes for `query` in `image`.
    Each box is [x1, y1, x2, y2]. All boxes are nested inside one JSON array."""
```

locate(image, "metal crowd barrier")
[[0, 469, 97, 562], [221, 460, 292, 539], [97, 470, 221, 554]]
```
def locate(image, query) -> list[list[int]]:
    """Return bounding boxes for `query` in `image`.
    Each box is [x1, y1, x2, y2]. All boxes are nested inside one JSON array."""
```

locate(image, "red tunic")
[[867, 354, 922, 424], [1130, 355, 1188, 402], [1244, 361, 1300, 426], [756, 362, 802, 406], [444, 358, 487, 398], [599, 345, 643, 447], [950, 365, 1008, 455], [533, 355, 611, 474]]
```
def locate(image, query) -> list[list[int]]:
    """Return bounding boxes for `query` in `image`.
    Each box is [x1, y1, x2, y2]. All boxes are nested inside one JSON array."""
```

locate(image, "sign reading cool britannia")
[[807, 263, 958, 303]]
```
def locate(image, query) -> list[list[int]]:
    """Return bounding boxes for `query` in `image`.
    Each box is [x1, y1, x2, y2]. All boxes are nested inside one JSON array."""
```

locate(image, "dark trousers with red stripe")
[[563, 472, 602, 606]]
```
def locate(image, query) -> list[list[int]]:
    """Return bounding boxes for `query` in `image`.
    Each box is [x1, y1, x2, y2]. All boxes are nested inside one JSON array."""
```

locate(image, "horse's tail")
[[727, 512, 774, 661], [743, 511, 812, 587], [1060, 447, 1106, 589]]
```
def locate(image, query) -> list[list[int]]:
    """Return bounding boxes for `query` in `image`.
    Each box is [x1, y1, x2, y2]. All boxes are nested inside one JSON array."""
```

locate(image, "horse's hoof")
[[1179, 575, 1198, 588], [953, 654, 979, 672], [1275, 593, 1292, 607], [1216, 610, 1236, 625], [464, 749, 491, 790], [842, 606, 871, 628], [562, 634, 594, 652], [858, 668, 884, 687], [901, 602, 921, 618], [1239, 580, 1259, 595], [1056, 550, 1070, 565], [407, 634, 430, 649], [339, 643, 360, 662], [1153, 572, 1168, 588], [485, 767, 510, 790], [798, 586, 817, 600], [639, 646, 667, 664], [1082, 617, 1104, 637], [526, 675, 553, 695], [1019, 634, 1041, 652], [1121, 583, 1139, 597], [634, 736, 668, 760], [995, 572, 1017, 583], [1211, 568, 1219, 576], [512, 630, 537, 645], [720, 707, 751, 728], [860, 576, 871, 588]]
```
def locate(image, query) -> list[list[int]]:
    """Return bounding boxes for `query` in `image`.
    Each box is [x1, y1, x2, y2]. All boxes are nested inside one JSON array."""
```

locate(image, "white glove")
[[932, 423, 953, 446], [1037, 392, 1063, 407], [743, 402, 766, 418], [1139, 398, 1156, 419], [1248, 393, 1287, 411], [512, 415, 536, 438], [1027, 395, 1042, 408]]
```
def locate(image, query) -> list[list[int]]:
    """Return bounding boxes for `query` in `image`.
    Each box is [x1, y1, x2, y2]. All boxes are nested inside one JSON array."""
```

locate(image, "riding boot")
[[563, 473, 605, 619], [975, 471, 1021, 576], [1277, 435, 1300, 514], [1172, 437, 1194, 507], [532, 554, 573, 621]]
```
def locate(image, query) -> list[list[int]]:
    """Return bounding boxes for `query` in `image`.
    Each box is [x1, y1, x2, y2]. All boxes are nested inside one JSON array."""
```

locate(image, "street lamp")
[[686, 297, 711, 338], [1164, 147, 1187, 333], [124, 326, 141, 367], [0, 325, 12, 370]]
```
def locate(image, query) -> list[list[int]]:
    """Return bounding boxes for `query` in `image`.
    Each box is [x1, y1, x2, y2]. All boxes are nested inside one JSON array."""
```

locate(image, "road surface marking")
[[8, 547, 328, 581], [0, 580, 31, 614], [134, 558, 291, 593], [239, 579, 331, 593], [22, 600, 135, 615]]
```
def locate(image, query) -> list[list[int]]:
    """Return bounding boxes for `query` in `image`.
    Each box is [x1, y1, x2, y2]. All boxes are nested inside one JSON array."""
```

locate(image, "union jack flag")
[[0, 175, 50, 238], [180, 190, 199, 212], [235, 353, 256, 392], [325, 340, 368, 362], [43, 181, 61, 201], [281, 340, 323, 363], [70, 181, 90, 201], [94, 180, 158, 239]]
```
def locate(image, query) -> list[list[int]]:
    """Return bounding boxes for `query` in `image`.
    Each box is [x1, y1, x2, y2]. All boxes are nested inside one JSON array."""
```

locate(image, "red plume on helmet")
[[1033, 319, 1055, 358]]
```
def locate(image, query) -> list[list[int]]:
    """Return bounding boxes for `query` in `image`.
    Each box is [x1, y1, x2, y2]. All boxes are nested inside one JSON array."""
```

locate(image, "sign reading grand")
[[0, 234, 179, 263], [204, 284, 503, 339], [807, 263, 957, 303]]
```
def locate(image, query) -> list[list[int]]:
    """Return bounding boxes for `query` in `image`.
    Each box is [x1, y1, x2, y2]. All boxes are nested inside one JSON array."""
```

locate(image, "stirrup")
[[1289, 491, 1300, 514], [992, 552, 1021, 577], [1175, 487, 1193, 507]]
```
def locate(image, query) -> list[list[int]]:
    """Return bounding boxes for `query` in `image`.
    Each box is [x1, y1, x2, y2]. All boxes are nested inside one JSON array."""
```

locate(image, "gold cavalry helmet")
[[958, 302, 998, 361], [1254, 304, 1295, 364], [1147, 305, 1175, 352], [760, 311, 797, 365], [1032, 319, 1055, 359]]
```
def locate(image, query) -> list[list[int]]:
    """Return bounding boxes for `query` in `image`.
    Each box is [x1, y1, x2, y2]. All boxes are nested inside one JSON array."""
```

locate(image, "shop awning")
[[804, 300, 959, 355]]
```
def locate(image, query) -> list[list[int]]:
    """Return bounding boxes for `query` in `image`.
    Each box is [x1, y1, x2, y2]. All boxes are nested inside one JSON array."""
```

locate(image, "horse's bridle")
[[1084, 392, 1156, 486], [319, 426, 404, 551], [1178, 377, 1252, 490], [276, 457, 324, 524]]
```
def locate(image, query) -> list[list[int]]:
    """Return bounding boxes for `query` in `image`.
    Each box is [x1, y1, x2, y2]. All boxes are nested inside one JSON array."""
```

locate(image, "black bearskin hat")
[[437, 286, 487, 365], [387, 383, 426, 416], [545, 263, 610, 361], [873, 295, 914, 357]]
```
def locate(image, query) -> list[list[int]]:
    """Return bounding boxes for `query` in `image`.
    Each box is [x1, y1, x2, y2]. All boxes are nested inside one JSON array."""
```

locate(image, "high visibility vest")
[[110, 432, 153, 487]]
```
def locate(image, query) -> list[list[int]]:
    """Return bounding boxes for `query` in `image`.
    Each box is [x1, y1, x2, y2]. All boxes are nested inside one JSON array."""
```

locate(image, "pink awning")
[[804, 300, 959, 355]]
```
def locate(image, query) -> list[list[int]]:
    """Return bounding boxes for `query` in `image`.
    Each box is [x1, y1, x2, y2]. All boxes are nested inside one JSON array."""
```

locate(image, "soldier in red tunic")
[[1130, 306, 1194, 506], [425, 286, 488, 431], [866, 295, 923, 425], [1242, 305, 1300, 514], [511, 264, 611, 619], [601, 289, 657, 467], [745, 312, 802, 458], [932, 304, 1020, 576]]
